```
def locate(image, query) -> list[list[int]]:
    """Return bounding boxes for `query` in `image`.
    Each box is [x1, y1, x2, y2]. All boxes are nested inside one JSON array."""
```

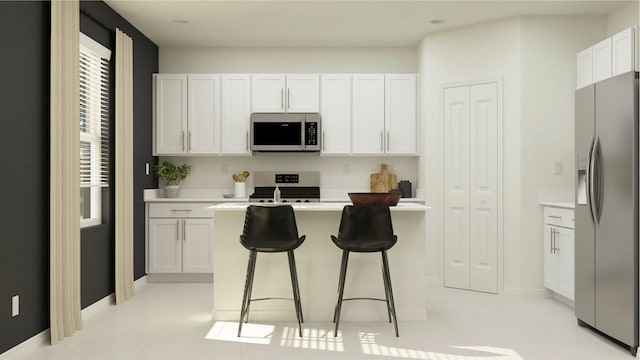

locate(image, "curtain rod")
[[80, 8, 115, 33]]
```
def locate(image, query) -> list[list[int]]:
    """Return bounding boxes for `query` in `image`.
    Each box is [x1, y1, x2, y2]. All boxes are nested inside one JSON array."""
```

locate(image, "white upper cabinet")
[[155, 74, 188, 154], [222, 74, 251, 155], [593, 37, 612, 83], [154, 74, 221, 155], [576, 47, 594, 89], [612, 27, 636, 77], [251, 74, 319, 113], [352, 74, 385, 154], [188, 75, 221, 154], [577, 27, 637, 89], [385, 74, 417, 155], [320, 75, 352, 155]]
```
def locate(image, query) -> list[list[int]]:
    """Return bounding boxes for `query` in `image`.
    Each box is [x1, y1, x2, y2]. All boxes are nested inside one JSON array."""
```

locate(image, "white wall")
[[160, 47, 417, 73], [158, 46, 420, 195], [418, 15, 606, 292], [418, 17, 523, 288], [606, 1, 639, 36], [520, 16, 606, 291]]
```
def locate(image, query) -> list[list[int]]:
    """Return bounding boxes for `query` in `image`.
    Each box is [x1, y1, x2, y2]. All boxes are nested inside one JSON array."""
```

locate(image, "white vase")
[[165, 185, 180, 198], [234, 182, 246, 198]]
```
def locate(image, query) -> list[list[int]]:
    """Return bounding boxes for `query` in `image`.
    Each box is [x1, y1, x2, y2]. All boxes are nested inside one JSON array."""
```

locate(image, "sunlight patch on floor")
[[360, 332, 525, 360], [205, 321, 274, 345], [280, 326, 344, 352]]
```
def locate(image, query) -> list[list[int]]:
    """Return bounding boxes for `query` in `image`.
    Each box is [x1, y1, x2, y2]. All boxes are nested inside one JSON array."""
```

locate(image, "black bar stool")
[[237, 205, 306, 337], [331, 205, 399, 337]]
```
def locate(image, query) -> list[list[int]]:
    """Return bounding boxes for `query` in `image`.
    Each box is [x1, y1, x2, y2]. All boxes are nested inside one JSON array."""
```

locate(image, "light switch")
[[12, 295, 19, 317], [145, 163, 150, 176]]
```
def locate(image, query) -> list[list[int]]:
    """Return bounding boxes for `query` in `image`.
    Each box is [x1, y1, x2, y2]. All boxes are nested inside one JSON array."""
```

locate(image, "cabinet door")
[[251, 74, 285, 113], [320, 75, 352, 154], [182, 218, 213, 273], [543, 224, 559, 292], [352, 74, 385, 154], [155, 74, 187, 155], [222, 75, 251, 155], [385, 74, 417, 155], [188, 75, 221, 154], [593, 37, 612, 83], [557, 227, 575, 300], [286, 74, 319, 112], [612, 27, 635, 77], [148, 218, 182, 273], [577, 47, 594, 89]]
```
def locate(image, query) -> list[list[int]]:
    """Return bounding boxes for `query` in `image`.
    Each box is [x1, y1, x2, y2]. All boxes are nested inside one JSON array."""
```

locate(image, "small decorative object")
[[348, 191, 401, 206], [273, 185, 281, 204], [398, 180, 412, 198], [370, 164, 397, 193], [232, 171, 250, 198], [154, 161, 192, 198]]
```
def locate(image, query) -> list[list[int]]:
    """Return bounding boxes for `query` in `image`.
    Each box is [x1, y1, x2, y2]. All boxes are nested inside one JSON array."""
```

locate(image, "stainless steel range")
[[249, 171, 320, 203]]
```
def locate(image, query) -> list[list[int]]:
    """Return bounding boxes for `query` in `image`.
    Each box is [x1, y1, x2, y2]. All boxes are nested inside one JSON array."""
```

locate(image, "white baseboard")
[[146, 273, 213, 283], [502, 287, 546, 297], [0, 276, 149, 359]]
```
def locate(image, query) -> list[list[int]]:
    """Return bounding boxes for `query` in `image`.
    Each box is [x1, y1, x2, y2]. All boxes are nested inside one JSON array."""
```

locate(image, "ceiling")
[[103, 0, 631, 47]]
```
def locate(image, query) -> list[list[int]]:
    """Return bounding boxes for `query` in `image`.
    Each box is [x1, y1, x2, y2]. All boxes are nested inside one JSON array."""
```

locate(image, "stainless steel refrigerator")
[[575, 70, 638, 356]]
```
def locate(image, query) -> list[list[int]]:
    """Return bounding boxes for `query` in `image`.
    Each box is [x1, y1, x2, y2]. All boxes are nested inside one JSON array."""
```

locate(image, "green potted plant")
[[154, 161, 192, 198]]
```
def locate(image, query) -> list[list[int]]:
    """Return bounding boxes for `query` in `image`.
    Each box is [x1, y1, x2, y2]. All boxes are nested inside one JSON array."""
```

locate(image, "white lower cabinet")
[[543, 207, 575, 300], [148, 203, 213, 274]]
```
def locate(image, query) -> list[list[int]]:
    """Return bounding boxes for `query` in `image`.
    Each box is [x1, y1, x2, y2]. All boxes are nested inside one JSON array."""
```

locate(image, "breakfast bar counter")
[[208, 202, 428, 322]]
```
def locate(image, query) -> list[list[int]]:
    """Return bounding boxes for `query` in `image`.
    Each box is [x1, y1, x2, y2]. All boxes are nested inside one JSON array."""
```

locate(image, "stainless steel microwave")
[[250, 113, 321, 152]]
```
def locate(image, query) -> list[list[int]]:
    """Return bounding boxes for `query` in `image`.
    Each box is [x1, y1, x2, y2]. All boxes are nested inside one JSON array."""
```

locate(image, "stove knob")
[[267, 200, 273, 203], [282, 199, 288, 203], [259, 200, 265, 203], [304, 200, 310, 203], [296, 200, 302, 203]]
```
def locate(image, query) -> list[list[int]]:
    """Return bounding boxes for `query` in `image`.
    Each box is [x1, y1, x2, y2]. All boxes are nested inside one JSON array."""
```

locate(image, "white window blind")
[[80, 33, 110, 188]]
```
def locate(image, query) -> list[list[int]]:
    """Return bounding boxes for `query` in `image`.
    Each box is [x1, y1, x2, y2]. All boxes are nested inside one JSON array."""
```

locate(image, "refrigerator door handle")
[[589, 136, 601, 224]]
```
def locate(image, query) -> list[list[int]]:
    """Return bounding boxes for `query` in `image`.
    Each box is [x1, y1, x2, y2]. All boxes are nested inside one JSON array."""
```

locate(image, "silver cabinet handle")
[[550, 228, 554, 254], [246, 131, 249, 151], [182, 131, 186, 151], [281, 88, 284, 109], [380, 132, 384, 151], [170, 209, 192, 212], [322, 131, 325, 151], [183, 220, 186, 242], [176, 219, 180, 241], [547, 215, 561, 219], [386, 131, 390, 151], [188, 131, 192, 151], [287, 88, 291, 109]]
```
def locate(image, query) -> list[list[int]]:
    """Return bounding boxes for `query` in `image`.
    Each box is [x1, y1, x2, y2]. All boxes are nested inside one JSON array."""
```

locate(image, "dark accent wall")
[[0, 1, 157, 354]]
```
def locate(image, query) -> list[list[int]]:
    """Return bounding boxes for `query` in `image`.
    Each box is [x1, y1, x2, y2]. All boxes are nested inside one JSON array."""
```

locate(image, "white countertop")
[[539, 201, 575, 209], [208, 202, 429, 212]]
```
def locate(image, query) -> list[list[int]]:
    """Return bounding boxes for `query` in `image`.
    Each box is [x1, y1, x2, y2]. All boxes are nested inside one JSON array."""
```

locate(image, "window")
[[80, 33, 111, 228]]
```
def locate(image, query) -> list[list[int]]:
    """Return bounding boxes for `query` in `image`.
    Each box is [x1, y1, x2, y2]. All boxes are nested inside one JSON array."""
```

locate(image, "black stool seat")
[[331, 205, 399, 337], [238, 205, 305, 337]]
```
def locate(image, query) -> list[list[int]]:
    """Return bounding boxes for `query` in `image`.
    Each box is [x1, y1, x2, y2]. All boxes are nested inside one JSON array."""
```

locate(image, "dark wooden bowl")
[[348, 192, 401, 206]]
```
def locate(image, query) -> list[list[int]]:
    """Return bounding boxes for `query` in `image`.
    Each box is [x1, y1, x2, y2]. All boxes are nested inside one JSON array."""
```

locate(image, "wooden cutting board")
[[370, 164, 397, 193]]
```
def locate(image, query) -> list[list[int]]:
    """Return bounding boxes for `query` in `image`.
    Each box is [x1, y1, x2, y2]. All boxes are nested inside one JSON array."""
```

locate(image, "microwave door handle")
[[301, 119, 306, 151]]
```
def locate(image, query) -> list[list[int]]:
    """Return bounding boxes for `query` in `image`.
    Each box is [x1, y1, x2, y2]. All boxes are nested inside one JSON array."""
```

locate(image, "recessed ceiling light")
[[171, 19, 189, 24], [430, 19, 445, 25]]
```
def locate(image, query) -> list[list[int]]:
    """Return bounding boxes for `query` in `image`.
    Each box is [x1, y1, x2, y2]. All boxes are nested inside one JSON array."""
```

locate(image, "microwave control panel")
[[305, 122, 318, 146]]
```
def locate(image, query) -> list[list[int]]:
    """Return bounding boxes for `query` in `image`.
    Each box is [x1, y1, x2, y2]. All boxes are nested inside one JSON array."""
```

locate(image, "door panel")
[[352, 75, 385, 154], [469, 82, 498, 294], [320, 75, 352, 154], [183, 219, 213, 273], [155, 75, 187, 154], [574, 84, 596, 326], [188, 75, 220, 154], [221, 75, 251, 155], [594, 71, 638, 346], [148, 219, 182, 273], [444, 86, 470, 289]]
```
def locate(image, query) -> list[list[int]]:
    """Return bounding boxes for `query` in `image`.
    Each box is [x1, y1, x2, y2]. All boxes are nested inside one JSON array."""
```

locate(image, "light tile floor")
[[4, 283, 635, 360]]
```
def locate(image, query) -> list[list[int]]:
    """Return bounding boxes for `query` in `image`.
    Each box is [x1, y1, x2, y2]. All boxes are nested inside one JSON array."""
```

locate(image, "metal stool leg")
[[288, 250, 303, 337], [334, 250, 349, 337], [238, 250, 257, 337], [381, 250, 399, 337], [381, 254, 392, 323]]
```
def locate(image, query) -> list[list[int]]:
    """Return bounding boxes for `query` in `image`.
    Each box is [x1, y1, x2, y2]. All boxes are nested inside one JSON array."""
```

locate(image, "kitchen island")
[[208, 202, 428, 322]]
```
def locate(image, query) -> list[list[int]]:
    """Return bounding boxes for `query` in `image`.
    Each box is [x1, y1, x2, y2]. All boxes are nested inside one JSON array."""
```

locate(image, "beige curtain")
[[50, 0, 82, 344], [115, 28, 135, 304]]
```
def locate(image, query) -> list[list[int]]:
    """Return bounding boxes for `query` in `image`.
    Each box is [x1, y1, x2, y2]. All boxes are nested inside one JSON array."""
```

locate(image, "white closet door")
[[443, 85, 471, 290], [468, 82, 498, 294], [444, 82, 499, 294]]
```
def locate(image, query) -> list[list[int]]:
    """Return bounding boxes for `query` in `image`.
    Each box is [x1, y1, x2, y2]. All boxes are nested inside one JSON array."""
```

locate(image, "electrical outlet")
[[554, 161, 563, 175], [12, 295, 19, 317]]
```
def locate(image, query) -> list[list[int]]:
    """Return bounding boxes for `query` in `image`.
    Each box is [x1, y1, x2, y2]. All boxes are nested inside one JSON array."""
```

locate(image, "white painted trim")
[[502, 287, 547, 297]]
